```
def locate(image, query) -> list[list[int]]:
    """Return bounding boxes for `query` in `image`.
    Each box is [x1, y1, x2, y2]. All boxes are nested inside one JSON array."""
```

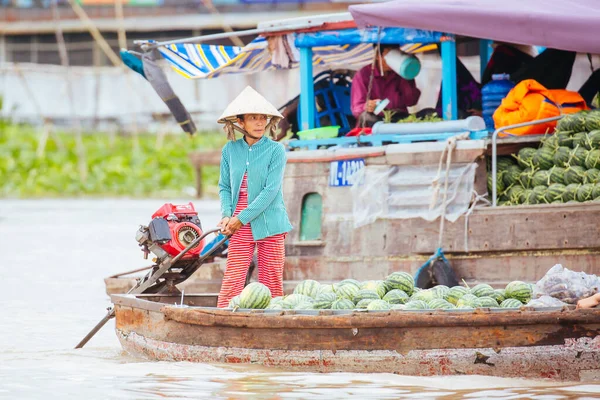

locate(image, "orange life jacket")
[[493, 79, 589, 136]]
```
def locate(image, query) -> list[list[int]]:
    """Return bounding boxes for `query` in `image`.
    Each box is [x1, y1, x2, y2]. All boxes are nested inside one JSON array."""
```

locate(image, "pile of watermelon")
[[489, 110, 600, 206], [227, 274, 534, 311]]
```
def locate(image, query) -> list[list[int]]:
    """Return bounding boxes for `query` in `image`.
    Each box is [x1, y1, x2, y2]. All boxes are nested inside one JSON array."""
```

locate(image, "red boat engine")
[[138, 203, 205, 261]]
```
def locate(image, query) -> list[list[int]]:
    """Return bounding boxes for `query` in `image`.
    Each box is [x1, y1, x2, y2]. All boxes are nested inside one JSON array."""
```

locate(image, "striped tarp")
[[156, 36, 435, 80]]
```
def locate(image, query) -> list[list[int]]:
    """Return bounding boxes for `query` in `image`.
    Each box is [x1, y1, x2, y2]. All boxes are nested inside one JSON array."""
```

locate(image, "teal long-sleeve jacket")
[[218, 136, 293, 241]]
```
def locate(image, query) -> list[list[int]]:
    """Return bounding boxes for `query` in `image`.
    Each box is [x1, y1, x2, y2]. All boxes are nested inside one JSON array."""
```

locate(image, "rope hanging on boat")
[[358, 26, 382, 136], [463, 190, 491, 253]]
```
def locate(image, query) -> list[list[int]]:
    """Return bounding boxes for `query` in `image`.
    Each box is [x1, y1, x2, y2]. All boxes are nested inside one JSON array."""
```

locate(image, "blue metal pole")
[[479, 39, 493, 82], [440, 37, 458, 120], [299, 47, 315, 131]]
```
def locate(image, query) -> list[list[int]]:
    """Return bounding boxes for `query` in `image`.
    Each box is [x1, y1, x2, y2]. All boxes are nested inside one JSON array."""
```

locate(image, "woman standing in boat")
[[216, 86, 293, 308]]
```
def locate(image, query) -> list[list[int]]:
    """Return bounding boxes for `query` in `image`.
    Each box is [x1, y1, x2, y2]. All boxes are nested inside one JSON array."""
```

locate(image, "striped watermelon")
[[549, 166, 566, 184], [501, 298, 523, 308], [318, 284, 336, 295], [457, 294, 479, 308], [266, 303, 284, 310], [553, 146, 571, 168], [355, 299, 376, 309], [361, 280, 387, 298], [492, 289, 506, 304], [505, 281, 533, 303], [367, 300, 391, 311], [570, 113, 588, 132], [585, 150, 600, 169], [476, 296, 500, 308], [507, 185, 525, 203], [532, 170, 550, 187], [503, 165, 523, 187], [313, 292, 337, 309], [384, 271, 415, 295], [383, 289, 410, 304], [498, 157, 517, 170], [519, 189, 538, 205], [405, 300, 429, 310], [470, 283, 495, 297], [431, 285, 450, 299], [446, 286, 469, 305], [556, 131, 573, 147], [557, 114, 575, 131], [390, 304, 407, 310], [563, 183, 581, 201], [270, 296, 286, 305], [428, 299, 455, 310], [294, 302, 314, 310], [353, 289, 380, 303], [572, 132, 591, 150], [584, 112, 600, 131], [584, 169, 600, 184], [228, 295, 241, 308], [576, 184, 594, 202], [336, 284, 360, 301], [519, 169, 536, 188], [488, 172, 506, 195], [282, 294, 313, 309], [587, 130, 600, 148], [542, 134, 559, 150], [331, 299, 355, 310], [514, 147, 536, 169], [569, 147, 588, 167], [546, 183, 566, 202], [532, 186, 548, 203], [564, 167, 585, 185], [340, 279, 361, 289], [293, 279, 321, 299], [533, 147, 554, 170], [411, 289, 435, 302], [592, 183, 600, 199], [239, 282, 272, 309]]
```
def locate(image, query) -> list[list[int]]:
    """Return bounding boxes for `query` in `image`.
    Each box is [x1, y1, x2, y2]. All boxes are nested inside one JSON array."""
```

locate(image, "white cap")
[[217, 86, 283, 124]]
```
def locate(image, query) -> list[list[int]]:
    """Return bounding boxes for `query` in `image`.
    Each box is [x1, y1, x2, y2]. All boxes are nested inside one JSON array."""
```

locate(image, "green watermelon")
[[545, 183, 566, 202], [488, 172, 506, 195], [313, 292, 337, 309], [366, 300, 391, 311], [556, 131, 573, 147], [353, 289, 380, 303], [384, 271, 415, 296], [564, 166, 586, 185], [541, 134, 559, 150], [570, 113, 588, 132], [519, 168, 536, 188], [592, 183, 600, 199], [318, 284, 336, 295], [404, 300, 429, 310], [492, 289, 506, 304], [293, 279, 321, 299], [584, 112, 600, 131], [519, 188, 538, 205], [585, 150, 600, 169], [239, 282, 272, 309], [446, 286, 469, 305], [587, 130, 600, 148], [228, 295, 241, 308], [476, 296, 500, 308], [563, 183, 581, 201], [331, 299, 355, 310], [549, 166, 566, 184], [514, 147, 537, 169], [270, 296, 286, 305], [355, 299, 376, 309], [532, 186, 548, 203], [456, 294, 479, 308], [336, 284, 360, 301], [572, 132, 591, 150], [383, 289, 410, 304], [470, 283, 495, 297], [500, 298, 524, 308], [584, 168, 600, 184], [557, 114, 576, 131], [294, 301, 314, 310], [497, 156, 517, 170], [390, 304, 406, 310], [360, 280, 387, 298], [282, 294, 314, 309], [266, 303, 284, 310], [576, 184, 594, 202], [503, 165, 523, 187], [411, 289, 435, 303], [532, 170, 550, 187], [569, 147, 589, 167], [431, 285, 450, 299], [339, 279, 361, 289], [507, 185, 525, 203], [532, 147, 554, 170], [553, 146, 571, 167], [427, 298, 455, 310], [505, 281, 533, 303]]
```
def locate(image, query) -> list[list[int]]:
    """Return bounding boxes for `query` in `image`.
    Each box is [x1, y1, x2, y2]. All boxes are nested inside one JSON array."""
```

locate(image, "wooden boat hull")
[[113, 294, 600, 381]]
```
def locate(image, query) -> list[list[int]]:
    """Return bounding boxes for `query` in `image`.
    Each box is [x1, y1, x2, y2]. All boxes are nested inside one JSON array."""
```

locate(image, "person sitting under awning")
[[350, 44, 421, 128]]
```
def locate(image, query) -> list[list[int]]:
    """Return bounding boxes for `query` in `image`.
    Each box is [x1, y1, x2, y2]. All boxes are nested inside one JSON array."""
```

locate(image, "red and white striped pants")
[[217, 174, 286, 308]]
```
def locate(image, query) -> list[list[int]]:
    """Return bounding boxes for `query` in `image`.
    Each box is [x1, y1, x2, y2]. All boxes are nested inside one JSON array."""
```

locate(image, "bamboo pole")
[[52, 0, 87, 181]]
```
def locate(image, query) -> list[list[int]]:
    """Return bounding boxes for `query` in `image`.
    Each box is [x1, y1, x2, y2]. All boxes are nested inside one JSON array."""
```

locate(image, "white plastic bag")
[[534, 264, 600, 304], [525, 295, 569, 308]]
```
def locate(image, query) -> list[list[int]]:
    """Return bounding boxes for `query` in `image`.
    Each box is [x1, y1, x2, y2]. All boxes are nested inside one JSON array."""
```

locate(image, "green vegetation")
[[0, 121, 226, 198]]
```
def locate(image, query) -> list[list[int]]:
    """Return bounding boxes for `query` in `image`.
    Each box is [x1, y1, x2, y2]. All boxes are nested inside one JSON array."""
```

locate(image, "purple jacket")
[[350, 64, 421, 117]]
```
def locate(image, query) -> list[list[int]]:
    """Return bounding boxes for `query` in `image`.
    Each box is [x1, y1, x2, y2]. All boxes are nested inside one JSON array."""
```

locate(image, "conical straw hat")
[[217, 86, 283, 124]]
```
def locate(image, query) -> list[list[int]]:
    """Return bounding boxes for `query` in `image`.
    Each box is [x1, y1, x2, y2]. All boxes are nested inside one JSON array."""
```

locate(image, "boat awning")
[[349, 0, 600, 54], [152, 27, 440, 79]]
